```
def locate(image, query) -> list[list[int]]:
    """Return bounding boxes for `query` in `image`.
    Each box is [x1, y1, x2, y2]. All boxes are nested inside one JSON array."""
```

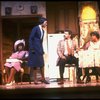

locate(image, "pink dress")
[[4, 51, 28, 71]]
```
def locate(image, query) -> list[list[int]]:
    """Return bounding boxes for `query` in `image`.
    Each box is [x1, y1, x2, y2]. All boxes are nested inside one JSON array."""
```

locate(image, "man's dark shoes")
[[58, 80, 64, 84], [41, 80, 50, 84]]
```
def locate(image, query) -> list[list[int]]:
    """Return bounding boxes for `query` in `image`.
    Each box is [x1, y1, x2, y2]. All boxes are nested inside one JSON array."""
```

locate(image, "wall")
[[1, 1, 46, 17], [46, 1, 78, 35]]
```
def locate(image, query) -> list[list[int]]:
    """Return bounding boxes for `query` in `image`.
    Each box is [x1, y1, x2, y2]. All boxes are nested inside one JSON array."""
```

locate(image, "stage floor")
[[0, 79, 100, 89], [0, 79, 100, 99]]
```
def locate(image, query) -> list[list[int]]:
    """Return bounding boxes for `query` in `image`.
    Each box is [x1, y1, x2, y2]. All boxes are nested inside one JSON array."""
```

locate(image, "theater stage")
[[0, 80, 100, 99]]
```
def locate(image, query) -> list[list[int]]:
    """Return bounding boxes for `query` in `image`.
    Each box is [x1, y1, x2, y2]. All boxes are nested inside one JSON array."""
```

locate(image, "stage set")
[[0, 1, 100, 99]]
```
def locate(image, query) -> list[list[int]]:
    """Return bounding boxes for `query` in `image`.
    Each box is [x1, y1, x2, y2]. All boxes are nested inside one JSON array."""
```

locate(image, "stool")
[[65, 64, 76, 82]]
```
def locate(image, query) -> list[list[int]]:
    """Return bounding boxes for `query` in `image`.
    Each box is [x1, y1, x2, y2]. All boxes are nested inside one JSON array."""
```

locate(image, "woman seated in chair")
[[4, 39, 29, 86], [82, 31, 100, 83]]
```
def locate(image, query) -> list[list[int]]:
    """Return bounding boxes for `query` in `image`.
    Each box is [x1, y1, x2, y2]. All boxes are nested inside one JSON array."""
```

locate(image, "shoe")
[[58, 80, 64, 84], [34, 81, 38, 85], [41, 80, 50, 84], [6, 82, 13, 86], [34, 82, 38, 85], [96, 79, 99, 82], [85, 77, 91, 83], [96, 76, 99, 82]]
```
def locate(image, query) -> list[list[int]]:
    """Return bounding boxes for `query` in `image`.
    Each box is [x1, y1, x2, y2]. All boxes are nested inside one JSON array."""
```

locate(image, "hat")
[[14, 39, 25, 51], [39, 17, 47, 24]]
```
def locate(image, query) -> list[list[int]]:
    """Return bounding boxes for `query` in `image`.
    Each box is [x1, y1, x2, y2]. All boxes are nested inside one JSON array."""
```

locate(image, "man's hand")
[[61, 56, 66, 60]]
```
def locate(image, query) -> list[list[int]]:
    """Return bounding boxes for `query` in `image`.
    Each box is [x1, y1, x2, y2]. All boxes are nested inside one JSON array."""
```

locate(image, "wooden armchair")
[[3, 59, 31, 85]]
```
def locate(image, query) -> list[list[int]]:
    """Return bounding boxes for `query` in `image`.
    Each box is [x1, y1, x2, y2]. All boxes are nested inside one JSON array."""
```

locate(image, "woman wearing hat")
[[4, 39, 29, 86], [28, 17, 49, 84]]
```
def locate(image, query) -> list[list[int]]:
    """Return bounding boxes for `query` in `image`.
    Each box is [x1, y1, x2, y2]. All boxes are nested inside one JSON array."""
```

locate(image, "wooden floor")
[[0, 79, 100, 99]]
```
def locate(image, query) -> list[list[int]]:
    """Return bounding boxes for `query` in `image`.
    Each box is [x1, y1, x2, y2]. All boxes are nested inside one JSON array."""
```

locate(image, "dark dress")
[[28, 25, 44, 68]]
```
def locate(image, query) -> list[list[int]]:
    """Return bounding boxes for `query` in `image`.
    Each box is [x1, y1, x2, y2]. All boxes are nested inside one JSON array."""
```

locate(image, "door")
[[47, 33, 69, 79]]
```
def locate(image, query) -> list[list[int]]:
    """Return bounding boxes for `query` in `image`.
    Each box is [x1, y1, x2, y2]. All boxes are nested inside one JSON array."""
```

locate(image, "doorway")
[[2, 16, 41, 64]]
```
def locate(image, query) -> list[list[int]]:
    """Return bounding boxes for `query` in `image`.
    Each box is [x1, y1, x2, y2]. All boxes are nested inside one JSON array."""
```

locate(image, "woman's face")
[[17, 44, 24, 51], [91, 35, 97, 42]]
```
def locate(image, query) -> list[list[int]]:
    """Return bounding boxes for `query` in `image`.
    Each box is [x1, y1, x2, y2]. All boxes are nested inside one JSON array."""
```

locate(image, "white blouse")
[[88, 40, 100, 50]]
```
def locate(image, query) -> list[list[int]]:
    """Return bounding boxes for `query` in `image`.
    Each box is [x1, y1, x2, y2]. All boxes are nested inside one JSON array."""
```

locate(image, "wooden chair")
[[3, 60, 31, 85]]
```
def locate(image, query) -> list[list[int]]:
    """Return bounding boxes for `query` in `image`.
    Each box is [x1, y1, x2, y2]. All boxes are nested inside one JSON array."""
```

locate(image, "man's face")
[[64, 32, 71, 39], [42, 21, 47, 28]]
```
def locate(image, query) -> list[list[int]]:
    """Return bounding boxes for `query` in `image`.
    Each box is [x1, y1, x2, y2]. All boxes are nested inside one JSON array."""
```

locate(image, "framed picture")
[[5, 7, 12, 15], [30, 6, 38, 14]]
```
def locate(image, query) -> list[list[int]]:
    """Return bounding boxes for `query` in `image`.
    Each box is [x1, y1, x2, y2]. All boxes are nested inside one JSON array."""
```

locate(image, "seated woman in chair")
[[82, 31, 100, 83], [4, 39, 29, 86]]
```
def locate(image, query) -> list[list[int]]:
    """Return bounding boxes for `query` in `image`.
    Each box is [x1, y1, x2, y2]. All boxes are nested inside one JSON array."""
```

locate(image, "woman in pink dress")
[[4, 39, 28, 86]]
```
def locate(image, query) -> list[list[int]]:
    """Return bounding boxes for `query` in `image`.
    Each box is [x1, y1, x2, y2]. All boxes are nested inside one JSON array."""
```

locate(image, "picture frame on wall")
[[5, 7, 12, 15], [30, 6, 38, 14]]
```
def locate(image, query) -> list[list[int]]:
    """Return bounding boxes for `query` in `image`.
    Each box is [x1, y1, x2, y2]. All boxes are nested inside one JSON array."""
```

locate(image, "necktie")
[[67, 40, 73, 55]]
